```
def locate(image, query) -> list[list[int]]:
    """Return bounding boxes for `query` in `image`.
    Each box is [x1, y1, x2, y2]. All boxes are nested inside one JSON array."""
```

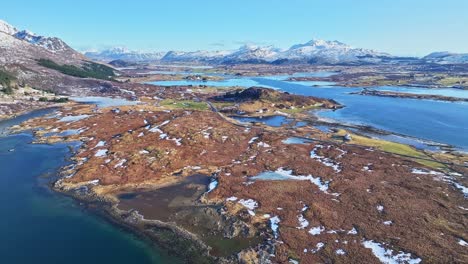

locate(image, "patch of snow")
[[308, 226, 325, 236], [226, 196, 238, 202], [257, 142, 271, 148], [310, 145, 341, 173], [377, 205, 384, 213], [336, 249, 346, 255], [238, 199, 258, 210], [207, 179, 218, 192], [270, 216, 281, 238], [297, 214, 309, 229], [311, 242, 325, 253], [347, 227, 358, 235], [138, 132, 144, 137], [459, 239, 468, 246], [114, 159, 127, 168], [248, 137, 259, 144], [87, 179, 100, 185], [383, 221, 393, 226], [94, 141, 106, 148], [95, 149, 108, 157], [58, 114, 90, 123], [362, 240, 422, 264], [252, 168, 330, 193], [411, 168, 441, 175]]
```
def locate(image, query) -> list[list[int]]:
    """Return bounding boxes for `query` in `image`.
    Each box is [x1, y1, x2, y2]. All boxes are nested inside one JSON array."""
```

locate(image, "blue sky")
[[2, 0, 468, 56]]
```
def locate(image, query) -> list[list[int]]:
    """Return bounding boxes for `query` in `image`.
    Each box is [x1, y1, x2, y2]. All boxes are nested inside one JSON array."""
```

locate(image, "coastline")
[[8, 93, 468, 263]]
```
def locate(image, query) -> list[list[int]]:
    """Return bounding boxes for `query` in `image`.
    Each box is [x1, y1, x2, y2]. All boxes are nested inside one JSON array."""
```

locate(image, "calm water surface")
[[148, 74, 468, 149], [0, 111, 180, 264]]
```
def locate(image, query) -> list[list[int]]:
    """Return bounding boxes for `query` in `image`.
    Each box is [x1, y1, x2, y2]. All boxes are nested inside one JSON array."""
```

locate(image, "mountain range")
[[85, 41, 468, 65], [86, 40, 394, 65], [2, 18, 468, 74]]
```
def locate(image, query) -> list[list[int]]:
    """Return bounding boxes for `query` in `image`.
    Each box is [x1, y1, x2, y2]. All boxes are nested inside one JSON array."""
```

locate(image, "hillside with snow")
[[90, 39, 395, 65], [423, 52, 468, 64]]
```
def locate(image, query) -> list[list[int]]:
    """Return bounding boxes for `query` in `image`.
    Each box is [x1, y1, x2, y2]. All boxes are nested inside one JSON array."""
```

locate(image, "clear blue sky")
[[2, 0, 468, 56]]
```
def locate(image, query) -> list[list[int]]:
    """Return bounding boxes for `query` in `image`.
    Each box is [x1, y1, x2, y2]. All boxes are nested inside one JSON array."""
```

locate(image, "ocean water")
[[253, 78, 468, 150], [0, 111, 180, 264], [147, 75, 468, 149]]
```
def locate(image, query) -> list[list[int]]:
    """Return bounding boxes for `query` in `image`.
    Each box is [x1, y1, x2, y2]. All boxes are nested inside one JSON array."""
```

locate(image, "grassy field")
[[334, 129, 445, 169], [160, 99, 209, 110]]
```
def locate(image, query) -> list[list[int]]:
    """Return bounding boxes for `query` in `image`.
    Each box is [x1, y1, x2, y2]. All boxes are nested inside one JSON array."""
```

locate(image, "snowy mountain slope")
[[0, 20, 18, 35], [0, 19, 83, 59], [423, 52, 468, 64], [281, 39, 390, 63]]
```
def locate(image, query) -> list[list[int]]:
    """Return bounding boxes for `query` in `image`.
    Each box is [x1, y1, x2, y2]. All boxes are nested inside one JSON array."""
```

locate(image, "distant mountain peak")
[[13, 29, 71, 53]]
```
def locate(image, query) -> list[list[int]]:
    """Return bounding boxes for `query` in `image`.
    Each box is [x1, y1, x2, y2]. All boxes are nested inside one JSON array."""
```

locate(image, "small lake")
[[230, 115, 293, 127], [0, 111, 180, 264], [69, 96, 139, 108]]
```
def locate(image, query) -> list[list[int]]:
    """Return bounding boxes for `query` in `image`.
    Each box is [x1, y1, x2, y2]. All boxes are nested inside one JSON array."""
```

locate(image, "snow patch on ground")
[[114, 159, 127, 168], [94, 141, 106, 148], [310, 145, 341, 173], [207, 179, 218, 192], [458, 239, 468, 246], [251, 168, 330, 193], [95, 149, 108, 157], [58, 114, 90, 123], [297, 214, 309, 229], [362, 240, 422, 264], [270, 216, 281, 238], [308, 226, 325, 236], [336, 249, 346, 255], [248, 137, 259, 144]]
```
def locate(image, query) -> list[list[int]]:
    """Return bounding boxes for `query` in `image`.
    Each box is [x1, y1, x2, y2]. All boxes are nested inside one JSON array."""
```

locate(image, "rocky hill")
[[0, 20, 118, 95]]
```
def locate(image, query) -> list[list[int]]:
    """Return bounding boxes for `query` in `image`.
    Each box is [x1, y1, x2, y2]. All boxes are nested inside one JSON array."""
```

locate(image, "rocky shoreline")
[[353, 89, 468, 102], [11, 89, 468, 263]]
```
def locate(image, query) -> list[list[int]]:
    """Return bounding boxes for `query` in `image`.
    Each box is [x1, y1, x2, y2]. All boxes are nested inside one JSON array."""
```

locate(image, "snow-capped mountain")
[[0, 20, 18, 35], [281, 39, 390, 63], [0, 19, 81, 58], [159, 39, 392, 64], [222, 45, 281, 63], [423, 52, 468, 64], [85, 47, 166, 62], [14, 30, 71, 53], [93, 39, 391, 65]]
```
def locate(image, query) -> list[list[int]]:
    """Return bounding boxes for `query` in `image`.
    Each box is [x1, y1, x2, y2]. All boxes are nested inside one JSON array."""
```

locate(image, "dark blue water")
[[253, 78, 468, 149], [0, 111, 180, 264]]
